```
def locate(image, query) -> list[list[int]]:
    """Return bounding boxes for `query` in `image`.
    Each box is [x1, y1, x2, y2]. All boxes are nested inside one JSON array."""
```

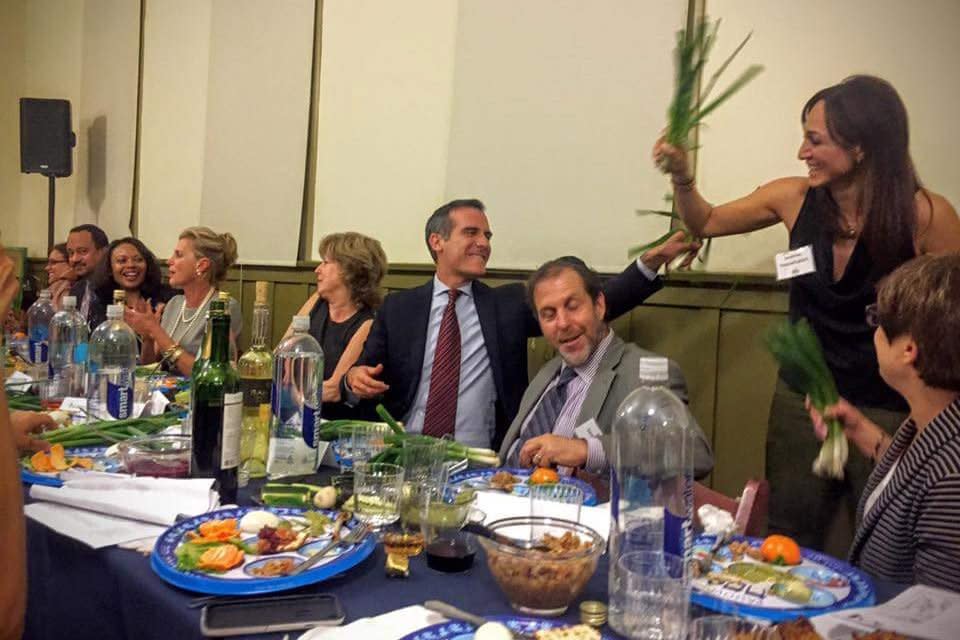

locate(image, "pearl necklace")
[[171, 288, 214, 344]]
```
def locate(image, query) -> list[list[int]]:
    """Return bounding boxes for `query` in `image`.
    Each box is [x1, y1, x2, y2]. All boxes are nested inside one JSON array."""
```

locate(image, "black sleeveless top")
[[308, 299, 375, 420], [787, 188, 909, 412]]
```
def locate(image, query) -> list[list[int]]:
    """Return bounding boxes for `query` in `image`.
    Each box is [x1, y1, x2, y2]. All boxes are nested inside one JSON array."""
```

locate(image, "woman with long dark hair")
[[653, 75, 960, 554]]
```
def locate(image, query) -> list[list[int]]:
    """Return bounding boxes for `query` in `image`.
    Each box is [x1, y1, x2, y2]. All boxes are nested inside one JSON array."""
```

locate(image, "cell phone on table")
[[200, 593, 345, 636]]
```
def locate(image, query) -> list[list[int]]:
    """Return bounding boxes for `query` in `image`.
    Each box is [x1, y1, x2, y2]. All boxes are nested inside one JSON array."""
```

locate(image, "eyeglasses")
[[865, 303, 880, 328]]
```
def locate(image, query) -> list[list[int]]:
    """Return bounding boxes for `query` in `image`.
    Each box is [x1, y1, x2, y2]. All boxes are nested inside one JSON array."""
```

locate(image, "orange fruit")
[[760, 534, 802, 566], [529, 467, 560, 485]]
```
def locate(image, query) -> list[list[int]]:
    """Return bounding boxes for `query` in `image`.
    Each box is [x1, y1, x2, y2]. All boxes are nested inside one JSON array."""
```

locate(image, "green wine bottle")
[[190, 293, 242, 504]]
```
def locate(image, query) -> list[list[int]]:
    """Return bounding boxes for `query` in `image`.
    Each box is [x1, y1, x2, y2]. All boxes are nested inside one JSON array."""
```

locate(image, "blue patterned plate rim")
[[397, 615, 617, 640], [19, 445, 120, 482], [448, 467, 598, 506], [150, 506, 376, 595], [690, 534, 875, 622]]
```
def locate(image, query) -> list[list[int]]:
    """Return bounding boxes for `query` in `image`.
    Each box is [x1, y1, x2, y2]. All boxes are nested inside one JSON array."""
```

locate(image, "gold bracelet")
[[161, 343, 184, 365]]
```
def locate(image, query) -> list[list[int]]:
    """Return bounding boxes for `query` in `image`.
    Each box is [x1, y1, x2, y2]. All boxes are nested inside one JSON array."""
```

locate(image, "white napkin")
[[811, 585, 960, 640], [473, 491, 611, 542], [298, 605, 446, 640], [29, 470, 216, 526], [24, 502, 168, 549]]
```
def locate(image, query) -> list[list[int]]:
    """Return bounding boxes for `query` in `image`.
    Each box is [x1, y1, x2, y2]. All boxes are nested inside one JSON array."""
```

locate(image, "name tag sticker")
[[574, 418, 603, 439], [775, 245, 816, 281]]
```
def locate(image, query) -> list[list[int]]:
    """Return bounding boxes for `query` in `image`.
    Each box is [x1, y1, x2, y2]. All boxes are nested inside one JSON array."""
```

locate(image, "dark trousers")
[[765, 378, 905, 558]]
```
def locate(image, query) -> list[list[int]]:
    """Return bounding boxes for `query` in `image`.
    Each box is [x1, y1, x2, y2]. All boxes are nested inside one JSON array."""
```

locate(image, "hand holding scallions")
[[806, 397, 892, 467]]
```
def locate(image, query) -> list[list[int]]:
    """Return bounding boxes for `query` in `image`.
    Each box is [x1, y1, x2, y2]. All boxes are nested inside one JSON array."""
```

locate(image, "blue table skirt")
[[23, 474, 614, 640]]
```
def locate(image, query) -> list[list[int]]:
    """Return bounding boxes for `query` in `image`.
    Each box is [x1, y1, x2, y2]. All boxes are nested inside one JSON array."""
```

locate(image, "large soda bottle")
[[608, 357, 694, 636], [266, 315, 323, 479], [190, 293, 242, 504], [48, 295, 89, 407], [238, 282, 273, 484], [27, 289, 55, 380], [87, 304, 138, 420]]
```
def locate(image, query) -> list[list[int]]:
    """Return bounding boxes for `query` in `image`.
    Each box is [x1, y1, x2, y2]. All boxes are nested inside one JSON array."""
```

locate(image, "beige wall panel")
[[699, 0, 960, 273], [137, 0, 212, 256], [311, 0, 459, 264], [15, 0, 84, 255], [444, 0, 686, 272], [712, 310, 784, 496], [73, 0, 140, 240], [199, 0, 314, 265], [0, 0, 27, 247]]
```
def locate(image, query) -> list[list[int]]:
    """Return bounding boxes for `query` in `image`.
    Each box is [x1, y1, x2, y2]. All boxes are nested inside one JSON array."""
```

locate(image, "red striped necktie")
[[422, 289, 461, 438]]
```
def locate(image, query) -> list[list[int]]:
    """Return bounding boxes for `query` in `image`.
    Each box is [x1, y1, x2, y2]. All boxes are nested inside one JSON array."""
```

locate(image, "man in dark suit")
[[345, 199, 697, 450], [498, 256, 713, 478], [65, 224, 109, 329]]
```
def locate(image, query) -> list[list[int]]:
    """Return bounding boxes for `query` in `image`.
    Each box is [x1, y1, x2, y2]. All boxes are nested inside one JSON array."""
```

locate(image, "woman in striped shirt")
[[809, 254, 960, 591]]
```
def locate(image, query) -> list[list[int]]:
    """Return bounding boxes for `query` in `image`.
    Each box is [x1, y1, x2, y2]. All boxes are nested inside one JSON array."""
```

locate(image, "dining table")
[[22, 469, 616, 640]]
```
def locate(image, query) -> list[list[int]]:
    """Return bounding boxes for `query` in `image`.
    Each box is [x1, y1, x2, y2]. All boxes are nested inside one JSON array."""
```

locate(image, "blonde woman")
[[125, 227, 241, 375], [286, 232, 387, 418]]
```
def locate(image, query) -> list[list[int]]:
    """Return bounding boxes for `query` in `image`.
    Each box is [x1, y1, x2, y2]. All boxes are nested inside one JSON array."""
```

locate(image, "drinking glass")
[[529, 482, 584, 523], [349, 423, 391, 466], [688, 615, 772, 640], [615, 551, 688, 640], [420, 485, 481, 573], [352, 462, 404, 528], [400, 438, 448, 485]]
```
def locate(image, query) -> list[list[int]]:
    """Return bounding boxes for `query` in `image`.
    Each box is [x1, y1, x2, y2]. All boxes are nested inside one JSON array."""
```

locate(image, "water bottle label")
[[664, 509, 689, 559], [302, 404, 320, 449], [221, 392, 242, 470], [107, 380, 133, 419], [29, 340, 48, 364], [74, 343, 88, 364]]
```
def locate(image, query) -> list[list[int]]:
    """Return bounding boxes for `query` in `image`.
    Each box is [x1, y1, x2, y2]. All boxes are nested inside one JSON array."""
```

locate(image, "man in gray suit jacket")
[[499, 257, 713, 479]]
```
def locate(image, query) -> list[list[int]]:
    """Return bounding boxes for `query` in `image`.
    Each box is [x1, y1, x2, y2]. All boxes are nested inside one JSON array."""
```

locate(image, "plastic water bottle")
[[608, 357, 694, 636], [48, 296, 89, 407], [87, 304, 138, 420], [27, 289, 55, 379], [266, 315, 323, 478]]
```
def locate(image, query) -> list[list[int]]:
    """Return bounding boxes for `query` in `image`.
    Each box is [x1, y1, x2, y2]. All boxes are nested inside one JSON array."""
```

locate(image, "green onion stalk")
[[633, 18, 764, 263], [765, 319, 847, 479], [316, 404, 500, 468], [38, 414, 182, 448]]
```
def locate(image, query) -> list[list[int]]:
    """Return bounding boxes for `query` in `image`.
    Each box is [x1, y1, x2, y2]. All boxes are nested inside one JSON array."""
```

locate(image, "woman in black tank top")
[[287, 232, 388, 421], [653, 75, 960, 555]]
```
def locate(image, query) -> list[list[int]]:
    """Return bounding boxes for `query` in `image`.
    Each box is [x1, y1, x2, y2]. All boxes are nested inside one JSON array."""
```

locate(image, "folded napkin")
[[29, 470, 216, 525], [473, 491, 611, 542], [298, 605, 447, 640], [24, 502, 168, 549]]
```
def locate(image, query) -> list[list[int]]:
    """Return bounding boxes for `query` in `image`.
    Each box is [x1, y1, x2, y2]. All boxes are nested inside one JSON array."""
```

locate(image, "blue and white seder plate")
[[399, 616, 617, 640], [150, 506, 376, 595], [20, 445, 121, 485], [447, 467, 598, 506], [690, 534, 875, 622]]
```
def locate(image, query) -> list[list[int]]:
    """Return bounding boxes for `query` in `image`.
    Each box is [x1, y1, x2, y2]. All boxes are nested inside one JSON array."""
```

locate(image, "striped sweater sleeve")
[[915, 472, 960, 591]]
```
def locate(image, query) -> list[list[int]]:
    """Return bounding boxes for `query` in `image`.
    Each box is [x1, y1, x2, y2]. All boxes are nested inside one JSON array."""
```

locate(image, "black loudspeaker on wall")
[[20, 97, 76, 178]]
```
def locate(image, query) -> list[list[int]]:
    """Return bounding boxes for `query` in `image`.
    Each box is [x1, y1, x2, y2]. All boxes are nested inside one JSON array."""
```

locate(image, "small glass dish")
[[118, 435, 191, 478]]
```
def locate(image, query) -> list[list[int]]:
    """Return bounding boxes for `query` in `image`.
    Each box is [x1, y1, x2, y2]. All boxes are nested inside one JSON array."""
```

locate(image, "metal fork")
[[288, 522, 371, 576]]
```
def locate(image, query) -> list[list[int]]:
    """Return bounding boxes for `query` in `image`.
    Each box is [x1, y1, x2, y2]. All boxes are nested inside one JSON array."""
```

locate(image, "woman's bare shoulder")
[[916, 189, 960, 254]]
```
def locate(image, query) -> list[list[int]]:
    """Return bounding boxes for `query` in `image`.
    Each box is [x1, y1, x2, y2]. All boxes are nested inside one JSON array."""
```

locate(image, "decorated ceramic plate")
[[447, 468, 598, 506], [20, 445, 121, 485], [150, 506, 376, 595], [399, 616, 615, 640], [691, 534, 875, 622]]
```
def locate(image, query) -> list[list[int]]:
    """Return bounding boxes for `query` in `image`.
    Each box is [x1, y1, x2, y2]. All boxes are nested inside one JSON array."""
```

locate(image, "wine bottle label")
[[221, 391, 243, 470], [241, 378, 271, 407]]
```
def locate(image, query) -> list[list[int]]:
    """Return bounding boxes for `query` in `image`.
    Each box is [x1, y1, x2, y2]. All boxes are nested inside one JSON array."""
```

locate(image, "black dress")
[[766, 187, 910, 553], [308, 299, 375, 420]]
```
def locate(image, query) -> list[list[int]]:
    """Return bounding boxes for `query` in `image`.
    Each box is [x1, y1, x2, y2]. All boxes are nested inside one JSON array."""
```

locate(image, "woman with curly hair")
[[287, 232, 387, 419]]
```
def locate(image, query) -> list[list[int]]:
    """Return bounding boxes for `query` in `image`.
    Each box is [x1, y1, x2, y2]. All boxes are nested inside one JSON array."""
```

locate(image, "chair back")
[[694, 479, 769, 537]]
